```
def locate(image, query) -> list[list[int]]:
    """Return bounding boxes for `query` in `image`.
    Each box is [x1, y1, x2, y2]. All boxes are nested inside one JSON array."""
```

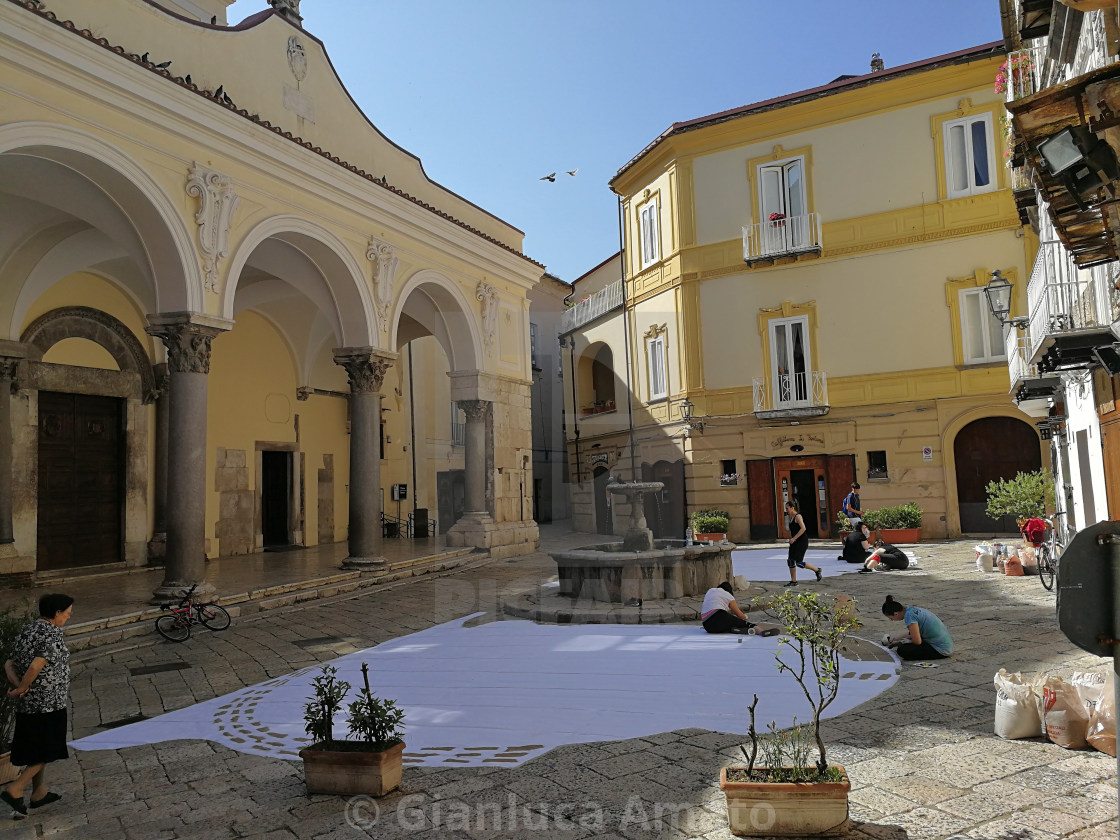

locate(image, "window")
[[450, 401, 465, 446], [758, 157, 809, 252], [647, 335, 667, 400], [720, 459, 739, 486], [529, 322, 539, 370], [943, 113, 995, 198], [768, 315, 811, 406], [959, 287, 1006, 364], [867, 450, 888, 480], [639, 201, 660, 268]]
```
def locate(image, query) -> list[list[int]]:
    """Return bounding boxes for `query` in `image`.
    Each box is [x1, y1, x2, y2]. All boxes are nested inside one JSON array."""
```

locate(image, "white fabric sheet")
[[71, 615, 899, 767]]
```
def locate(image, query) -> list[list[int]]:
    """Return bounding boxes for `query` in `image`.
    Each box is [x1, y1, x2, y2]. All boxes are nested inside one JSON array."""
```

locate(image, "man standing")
[[843, 482, 862, 531]]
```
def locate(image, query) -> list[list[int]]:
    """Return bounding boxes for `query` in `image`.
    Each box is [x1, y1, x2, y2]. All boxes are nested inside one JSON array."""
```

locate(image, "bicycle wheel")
[[1038, 544, 1055, 591], [156, 613, 191, 642], [197, 603, 231, 631]]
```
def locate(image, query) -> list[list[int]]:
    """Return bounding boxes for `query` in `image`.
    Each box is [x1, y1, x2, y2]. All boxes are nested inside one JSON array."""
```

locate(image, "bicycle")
[[1024, 513, 1067, 592], [155, 584, 232, 641]]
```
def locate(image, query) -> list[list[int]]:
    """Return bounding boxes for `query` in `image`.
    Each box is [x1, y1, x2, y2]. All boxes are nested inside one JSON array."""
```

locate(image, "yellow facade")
[[567, 44, 1042, 540]]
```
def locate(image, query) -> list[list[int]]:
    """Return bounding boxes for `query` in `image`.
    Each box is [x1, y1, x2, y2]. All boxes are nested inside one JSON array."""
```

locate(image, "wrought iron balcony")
[[742, 213, 822, 265], [560, 280, 624, 333], [1025, 242, 1120, 371], [1001, 47, 1042, 103], [1006, 330, 1059, 418], [752, 371, 829, 419]]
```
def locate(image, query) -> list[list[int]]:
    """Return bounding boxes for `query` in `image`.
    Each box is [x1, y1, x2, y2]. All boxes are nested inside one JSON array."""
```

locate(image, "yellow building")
[[563, 43, 1044, 542], [0, 0, 542, 597]]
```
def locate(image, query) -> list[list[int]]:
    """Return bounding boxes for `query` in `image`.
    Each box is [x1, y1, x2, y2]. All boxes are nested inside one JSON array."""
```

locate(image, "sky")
[[226, 1, 1004, 283]]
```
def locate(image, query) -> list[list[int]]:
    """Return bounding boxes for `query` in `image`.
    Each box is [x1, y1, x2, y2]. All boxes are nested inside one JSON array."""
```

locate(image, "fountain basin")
[[549, 540, 733, 603]]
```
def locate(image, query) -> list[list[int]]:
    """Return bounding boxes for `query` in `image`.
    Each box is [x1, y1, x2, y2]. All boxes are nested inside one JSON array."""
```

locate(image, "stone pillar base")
[[445, 511, 498, 548], [447, 516, 539, 558], [147, 533, 167, 564], [0, 542, 32, 578], [341, 555, 388, 570], [150, 580, 216, 605]]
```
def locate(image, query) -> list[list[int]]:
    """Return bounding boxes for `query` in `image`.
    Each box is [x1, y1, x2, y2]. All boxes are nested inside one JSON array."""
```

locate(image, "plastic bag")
[[1086, 671, 1116, 757], [1018, 546, 1037, 572], [1004, 555, 1024, 576], [1035, 675, 1090, 749], [994, 669, 1044, 739]]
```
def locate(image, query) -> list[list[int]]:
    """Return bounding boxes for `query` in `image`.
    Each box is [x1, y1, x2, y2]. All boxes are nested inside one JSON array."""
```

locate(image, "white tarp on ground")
[[733, 548, 917, 581], [71, 615, 899, 767]]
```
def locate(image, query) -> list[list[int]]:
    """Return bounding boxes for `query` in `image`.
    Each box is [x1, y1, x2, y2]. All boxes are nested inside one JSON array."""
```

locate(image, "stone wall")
[[214, 447, 253, 555]]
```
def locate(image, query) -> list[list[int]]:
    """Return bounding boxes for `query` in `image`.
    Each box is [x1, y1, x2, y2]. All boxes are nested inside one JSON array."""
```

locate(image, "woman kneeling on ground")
[[882, 594, 952, 661], [701, 582, 754, 634]]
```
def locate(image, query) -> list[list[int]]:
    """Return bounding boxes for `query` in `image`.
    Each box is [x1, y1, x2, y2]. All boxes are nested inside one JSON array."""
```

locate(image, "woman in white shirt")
[[700, 582, 753, 634]]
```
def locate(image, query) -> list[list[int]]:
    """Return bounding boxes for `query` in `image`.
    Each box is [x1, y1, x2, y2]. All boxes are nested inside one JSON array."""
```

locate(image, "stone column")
[[446, 399, 496, 547], [146, 314, 231, 601], [0, 344, 26, 562], [147, 363, 170, 562], [333, 347, 395, 569]]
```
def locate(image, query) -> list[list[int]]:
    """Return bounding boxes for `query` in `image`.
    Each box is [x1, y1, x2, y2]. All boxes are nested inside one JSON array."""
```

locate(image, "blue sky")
[[228, 1, 1003, 283]]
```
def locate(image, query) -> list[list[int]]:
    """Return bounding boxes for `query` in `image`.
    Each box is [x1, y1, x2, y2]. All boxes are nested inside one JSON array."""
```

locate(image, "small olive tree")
[[985, 469, 1053, 521]]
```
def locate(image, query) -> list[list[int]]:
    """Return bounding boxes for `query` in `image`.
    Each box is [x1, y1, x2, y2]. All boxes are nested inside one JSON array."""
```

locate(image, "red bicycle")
[[155, 584, 231, 641]]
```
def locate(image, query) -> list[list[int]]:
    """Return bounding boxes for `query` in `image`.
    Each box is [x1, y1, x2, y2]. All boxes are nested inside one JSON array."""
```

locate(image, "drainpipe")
[[617, 194, 637, 483], [408, 343, 417, 517], [568, 337, 580, 483]]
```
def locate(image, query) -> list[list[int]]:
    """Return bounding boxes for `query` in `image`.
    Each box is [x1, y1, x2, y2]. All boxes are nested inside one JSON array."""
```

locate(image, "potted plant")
[[984, 468, 1053, 529], [299, 663, 406, 796], [720, 590, 859, 836], [0, 602, 36, 784], [691, 509, 730, 543], [870, 503, 922, 544]]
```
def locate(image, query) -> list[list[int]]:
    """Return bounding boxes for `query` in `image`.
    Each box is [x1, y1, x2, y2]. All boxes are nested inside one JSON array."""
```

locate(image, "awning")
[[1007, 61, 1120, 267]]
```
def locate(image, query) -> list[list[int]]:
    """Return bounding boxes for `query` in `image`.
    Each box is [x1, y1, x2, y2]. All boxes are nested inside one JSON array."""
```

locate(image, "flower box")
[[720, 765, 850, 836]]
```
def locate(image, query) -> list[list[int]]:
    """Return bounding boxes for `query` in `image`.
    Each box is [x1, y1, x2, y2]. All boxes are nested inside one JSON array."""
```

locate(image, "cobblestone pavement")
[[0, 528, 1116, 839]]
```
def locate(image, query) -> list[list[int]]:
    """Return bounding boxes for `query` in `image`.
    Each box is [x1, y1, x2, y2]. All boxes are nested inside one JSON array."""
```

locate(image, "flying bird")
[[566, 169, 579, 176], [540, 172, 556, 182]]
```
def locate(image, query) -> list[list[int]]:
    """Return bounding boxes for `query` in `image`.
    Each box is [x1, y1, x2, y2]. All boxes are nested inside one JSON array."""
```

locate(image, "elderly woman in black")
[[2, 593, 74, 818]]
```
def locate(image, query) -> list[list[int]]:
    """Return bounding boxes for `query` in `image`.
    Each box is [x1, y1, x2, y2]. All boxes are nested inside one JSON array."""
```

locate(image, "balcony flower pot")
[[720, 765, 851, 836], [299, 740, 405, 796]]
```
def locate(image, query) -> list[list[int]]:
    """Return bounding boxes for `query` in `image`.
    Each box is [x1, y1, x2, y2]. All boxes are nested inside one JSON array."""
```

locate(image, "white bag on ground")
[[1086, 671, 1116, 757], [994, 669, 1044, 739], [1035, 675, 1090, 749]]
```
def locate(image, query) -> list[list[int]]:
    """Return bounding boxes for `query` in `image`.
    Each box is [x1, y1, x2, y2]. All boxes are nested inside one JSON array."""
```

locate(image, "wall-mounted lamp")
[[983, 270, 1030, 331], [1037, 124, 1120, 211], [679, 398, 704, 431]]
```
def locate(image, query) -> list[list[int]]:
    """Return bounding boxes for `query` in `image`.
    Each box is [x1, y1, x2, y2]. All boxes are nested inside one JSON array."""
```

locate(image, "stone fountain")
[[547, 478, 733, 604]]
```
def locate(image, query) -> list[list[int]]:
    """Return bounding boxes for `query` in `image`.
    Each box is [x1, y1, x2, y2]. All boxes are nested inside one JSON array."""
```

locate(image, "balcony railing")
[[753, 370, 828, 415], [1002, 47, 1043, 102], [560, 280, 624, 333], [742, 213, 822, 263], [1025, 242, 1120, 363], [1006, 330, 1035, 393]]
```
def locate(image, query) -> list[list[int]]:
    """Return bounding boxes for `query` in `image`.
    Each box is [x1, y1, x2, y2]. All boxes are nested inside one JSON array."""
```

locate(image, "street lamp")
[[983, 270, 1030, 331], [678, 398, 703, 431]]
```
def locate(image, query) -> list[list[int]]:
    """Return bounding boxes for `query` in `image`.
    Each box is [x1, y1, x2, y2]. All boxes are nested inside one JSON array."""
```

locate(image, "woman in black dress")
[[2, 593, 74, 818], [784, 500, 822, 586]]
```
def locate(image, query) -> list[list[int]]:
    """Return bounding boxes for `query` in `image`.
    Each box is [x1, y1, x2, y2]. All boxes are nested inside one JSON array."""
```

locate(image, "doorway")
[[954, 416, 1041, 532], [788, 469, 819, 538], [643, 460, 686, 538], [261, 450, 292, 547], [437, 470, 466, 534]]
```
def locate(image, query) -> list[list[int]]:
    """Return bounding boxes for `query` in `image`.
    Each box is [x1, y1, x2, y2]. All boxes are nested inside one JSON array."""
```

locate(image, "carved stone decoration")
[[476, 281, 498, 356], [185, 163, 240, 294], [287, 35, 308, 81], [458, 399, 489, 423], [333, 348, 396, 394], [268, 0, 302, 23], [366, 237, 400, 333], [146, 321, 226, 374]]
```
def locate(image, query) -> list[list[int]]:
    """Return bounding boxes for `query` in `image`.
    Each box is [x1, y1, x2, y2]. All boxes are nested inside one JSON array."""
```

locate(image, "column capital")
[[146, 313, 233, 374], [457, 399, 490, 422], [333, 347, 397, 394]]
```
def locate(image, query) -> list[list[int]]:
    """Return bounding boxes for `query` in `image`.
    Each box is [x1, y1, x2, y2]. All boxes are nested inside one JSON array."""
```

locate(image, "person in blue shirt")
[[881, 594, 952, 660]]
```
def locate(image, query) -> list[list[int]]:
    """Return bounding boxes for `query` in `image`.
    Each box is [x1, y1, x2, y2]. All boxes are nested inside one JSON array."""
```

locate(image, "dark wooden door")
[[642, 460, 685, 539], [954, 416, 1041, 532], [827, 454, 857, 537], [746, 459, 777, 540], [261, 450, 291, 546], [436, 470, 465, 534], [37, 392, 123, 570]]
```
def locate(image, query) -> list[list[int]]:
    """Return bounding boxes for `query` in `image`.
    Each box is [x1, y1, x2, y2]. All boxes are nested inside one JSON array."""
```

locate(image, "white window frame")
[[943, 113, 996, 199], [768, 315, 811, 407], [958, 287, 1006, 364], [647, 335, 667, 401], [757, 156, 807, 221], [639, 200, 660, 269]]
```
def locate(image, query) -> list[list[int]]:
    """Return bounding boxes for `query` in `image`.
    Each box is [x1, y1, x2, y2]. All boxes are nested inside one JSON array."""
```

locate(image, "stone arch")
[[941, 404, 1044, 536], [223, 216, 376, 349], [392, 269, 481, 372], [0, 122, 202, 319], [576, 342, 617, 414], [21, 306, 158, 402]]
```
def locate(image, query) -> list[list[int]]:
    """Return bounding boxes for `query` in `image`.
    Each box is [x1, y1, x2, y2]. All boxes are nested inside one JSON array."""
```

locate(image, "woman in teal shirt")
[[881, 594, 952, 660]]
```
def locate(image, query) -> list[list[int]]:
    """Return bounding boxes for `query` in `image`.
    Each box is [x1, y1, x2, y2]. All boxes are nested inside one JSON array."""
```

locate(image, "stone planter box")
[[875, 528, 920, 544], [299, 740, 404, 796], [694, 532, 727, 543], [720, 765, 850, 836]]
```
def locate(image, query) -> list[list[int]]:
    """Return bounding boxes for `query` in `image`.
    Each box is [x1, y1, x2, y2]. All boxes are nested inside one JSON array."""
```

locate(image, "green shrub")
[[691, 509, 729, 533], [985, 469, 1053, 520], [835, 504, 922, 531]]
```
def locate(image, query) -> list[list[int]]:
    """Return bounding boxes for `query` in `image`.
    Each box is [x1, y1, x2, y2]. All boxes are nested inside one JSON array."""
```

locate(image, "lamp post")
[[679, 398, 703, 431], [983, 270, 1030, 331]]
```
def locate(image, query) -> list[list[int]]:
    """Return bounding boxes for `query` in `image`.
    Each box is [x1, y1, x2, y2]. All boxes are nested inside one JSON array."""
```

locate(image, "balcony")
[[752, 370, 829, 420], [1006, 330, 1060, 418], [742, 213, 822, 266], [1002, 47, 1042, 103], [560, 280, 624, 333], [1026, 241, 1120, 372]]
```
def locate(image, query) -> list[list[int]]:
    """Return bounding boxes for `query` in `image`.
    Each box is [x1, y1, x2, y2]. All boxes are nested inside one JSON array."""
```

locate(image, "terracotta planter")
[[875, 528, 920, 544], [720, 765, 850, 836], [695, 532, 727, 543], [299, 740, 405, 796]]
